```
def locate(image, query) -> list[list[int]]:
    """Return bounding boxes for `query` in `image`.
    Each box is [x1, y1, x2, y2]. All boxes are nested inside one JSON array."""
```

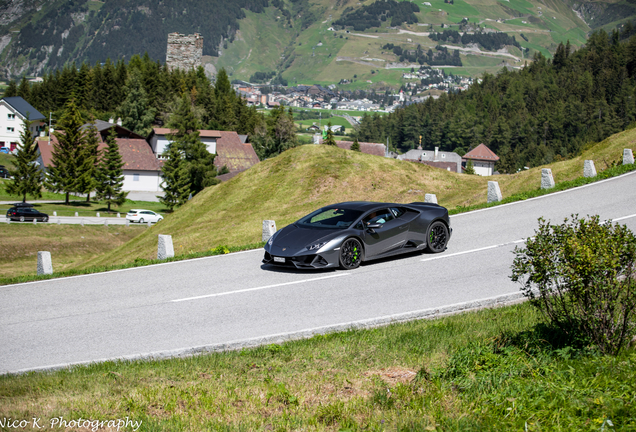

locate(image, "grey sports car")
[[263, 201, 451, 270]]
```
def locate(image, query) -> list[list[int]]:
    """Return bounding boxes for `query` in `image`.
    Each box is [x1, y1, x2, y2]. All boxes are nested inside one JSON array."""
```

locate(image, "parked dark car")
[[6, 204, 49, 222], [0, 165, 9, 179]]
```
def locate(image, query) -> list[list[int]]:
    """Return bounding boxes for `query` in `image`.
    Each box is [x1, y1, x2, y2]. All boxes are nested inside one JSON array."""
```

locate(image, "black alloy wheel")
[[340, 238, 363, 270], [426, 221, 448, 253]]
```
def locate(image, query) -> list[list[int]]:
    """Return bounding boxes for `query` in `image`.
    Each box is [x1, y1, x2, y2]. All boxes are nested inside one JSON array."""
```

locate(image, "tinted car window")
[[363, 209, 394, 226], [298, 208, 363, 229], [390, 207, 406, 218]]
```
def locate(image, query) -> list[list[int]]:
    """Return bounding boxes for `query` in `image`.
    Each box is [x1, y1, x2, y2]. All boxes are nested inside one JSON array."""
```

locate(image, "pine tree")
[[17, 77, 31, 101], [324, 122, 337, 146], [118, 70, 156, 136], [4, 80, 17, 97], [5, 114, 44, 202], [76, 119, 100, 202], [95, 129, 128, 212], [351, 138, 361, 151], [159, 144, 190, 210], [47, 99, 85, 204], [168, 94, 217, 194]]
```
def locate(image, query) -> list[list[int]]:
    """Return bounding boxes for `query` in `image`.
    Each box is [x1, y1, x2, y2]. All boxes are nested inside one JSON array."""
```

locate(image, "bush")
[[511, 215, 636, 355]]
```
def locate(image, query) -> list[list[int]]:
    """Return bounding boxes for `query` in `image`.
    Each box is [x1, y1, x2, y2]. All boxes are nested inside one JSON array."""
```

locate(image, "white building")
[[148, 128, 222, 157], [0, 97, 46, 151], [37, 120, 164, 193], [462, 143, 500, 176]]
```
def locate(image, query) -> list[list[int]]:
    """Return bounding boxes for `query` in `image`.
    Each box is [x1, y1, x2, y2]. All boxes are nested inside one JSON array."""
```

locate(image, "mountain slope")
[[1, 0, 635, 82]]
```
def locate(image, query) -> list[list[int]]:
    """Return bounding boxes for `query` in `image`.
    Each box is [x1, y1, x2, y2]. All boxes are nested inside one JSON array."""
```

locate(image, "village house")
[[462, 143, 499, 176], [37, 120, 164, 193], [0, 96, 46, 152], [147, 128, 259, 179], [398, 147, 463, 173]]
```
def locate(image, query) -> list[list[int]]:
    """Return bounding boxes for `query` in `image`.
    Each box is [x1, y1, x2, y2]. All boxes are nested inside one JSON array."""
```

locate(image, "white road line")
[[450, 170, 636, 219], [612, 213, 636, 222], [421, 239, 526, 262], [427, 213, 636, 263], [172, 273, 350, 302]]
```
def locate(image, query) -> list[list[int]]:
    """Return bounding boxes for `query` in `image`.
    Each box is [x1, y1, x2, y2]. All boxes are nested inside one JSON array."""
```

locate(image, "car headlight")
[[307, 242, 327, 251]]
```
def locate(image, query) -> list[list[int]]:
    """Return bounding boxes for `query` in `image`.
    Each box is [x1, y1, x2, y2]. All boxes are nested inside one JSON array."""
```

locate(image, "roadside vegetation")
[[1, 126, 635, 284], [1, 302, 634, 430]]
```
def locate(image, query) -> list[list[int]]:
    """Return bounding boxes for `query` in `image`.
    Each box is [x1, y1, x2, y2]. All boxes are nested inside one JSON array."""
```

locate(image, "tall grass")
[[1, 303, 634, 430]]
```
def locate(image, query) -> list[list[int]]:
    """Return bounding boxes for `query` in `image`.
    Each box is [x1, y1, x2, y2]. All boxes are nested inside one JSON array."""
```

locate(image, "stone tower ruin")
[[166, 33, 203, 70]]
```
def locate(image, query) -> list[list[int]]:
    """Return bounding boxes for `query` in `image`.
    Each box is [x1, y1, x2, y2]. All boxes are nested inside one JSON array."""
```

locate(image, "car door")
[[24, 208, 36, 221], [362, 208, 408, 258]]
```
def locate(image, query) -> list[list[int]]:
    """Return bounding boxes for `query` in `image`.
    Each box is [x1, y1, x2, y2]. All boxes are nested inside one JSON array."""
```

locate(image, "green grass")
[[296, 116, 352, 131], [0, 224, 145, 280], [0, 240, 262, 286], [0, 153, 16, 169], [1, 302, 634, 430]]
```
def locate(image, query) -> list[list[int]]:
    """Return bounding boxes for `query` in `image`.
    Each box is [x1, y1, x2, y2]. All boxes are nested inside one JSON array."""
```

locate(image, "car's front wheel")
[[426, 221, 448, 253], [339, 238, 363, 270]]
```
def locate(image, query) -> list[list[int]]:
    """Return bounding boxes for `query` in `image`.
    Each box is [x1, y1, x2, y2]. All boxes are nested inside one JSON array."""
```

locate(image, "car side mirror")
[[366, 223, 381, 234]]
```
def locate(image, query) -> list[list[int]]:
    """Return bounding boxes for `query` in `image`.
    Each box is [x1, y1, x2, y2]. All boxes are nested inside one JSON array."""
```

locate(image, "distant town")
[[233, 66, 476, 114]]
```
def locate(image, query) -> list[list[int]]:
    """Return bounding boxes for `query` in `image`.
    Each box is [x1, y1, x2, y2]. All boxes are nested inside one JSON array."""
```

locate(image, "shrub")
[[511, 215, 636, 355]]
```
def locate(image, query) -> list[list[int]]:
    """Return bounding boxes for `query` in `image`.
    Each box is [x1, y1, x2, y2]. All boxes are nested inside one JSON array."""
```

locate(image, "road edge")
[[4, 290, 525, 375]]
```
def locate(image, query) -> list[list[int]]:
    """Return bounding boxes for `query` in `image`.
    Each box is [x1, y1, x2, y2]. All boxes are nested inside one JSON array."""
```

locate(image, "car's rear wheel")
[[19, 216, 24, 222], [426, 221, 448, 253], [139, 218, 144, 224], [339, 238, 363, 270]]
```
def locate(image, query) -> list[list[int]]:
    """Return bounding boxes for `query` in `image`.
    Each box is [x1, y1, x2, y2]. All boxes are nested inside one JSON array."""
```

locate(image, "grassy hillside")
[[81, 127, 636, 269], [209, 0, 626, 84]]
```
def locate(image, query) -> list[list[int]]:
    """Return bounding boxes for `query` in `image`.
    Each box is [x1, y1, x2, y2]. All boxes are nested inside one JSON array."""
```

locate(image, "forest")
[[383, 43, 462, 66], [9, 0, 273, 73], [333, 0, 420, 31], [3, 54, 297, 162], [429, 30, 522, 52], [357, 29, 636, 173]]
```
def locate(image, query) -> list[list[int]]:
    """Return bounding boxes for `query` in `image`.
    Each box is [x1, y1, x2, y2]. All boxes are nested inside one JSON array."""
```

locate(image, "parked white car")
[[126, 209, 163, 224]]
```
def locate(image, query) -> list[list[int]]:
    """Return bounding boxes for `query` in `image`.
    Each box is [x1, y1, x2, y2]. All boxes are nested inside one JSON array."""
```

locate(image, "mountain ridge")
[[1, 0, 635, 84]]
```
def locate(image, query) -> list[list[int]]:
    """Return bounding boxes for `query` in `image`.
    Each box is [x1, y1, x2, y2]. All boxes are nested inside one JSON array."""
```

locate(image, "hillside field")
[[79, 127, 636, 270]]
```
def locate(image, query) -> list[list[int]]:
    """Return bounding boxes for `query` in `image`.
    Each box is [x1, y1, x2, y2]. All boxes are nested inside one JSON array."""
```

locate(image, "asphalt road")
[[2, 172, 636, 374]]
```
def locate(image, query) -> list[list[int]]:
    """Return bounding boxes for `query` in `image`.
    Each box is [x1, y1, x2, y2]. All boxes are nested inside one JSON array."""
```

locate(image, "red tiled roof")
[[151, 128, 222, 138], [328, 140, 386, 157], [213, 131, 260, 173], [37, 136, 160, 172], [117, 138, 161, 171], [37, 139, 55, 168], [463, 143, 499, 162]]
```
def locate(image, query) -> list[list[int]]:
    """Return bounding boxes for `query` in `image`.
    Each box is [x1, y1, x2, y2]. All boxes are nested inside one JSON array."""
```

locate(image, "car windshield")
[[297, 207, 363, 229]]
